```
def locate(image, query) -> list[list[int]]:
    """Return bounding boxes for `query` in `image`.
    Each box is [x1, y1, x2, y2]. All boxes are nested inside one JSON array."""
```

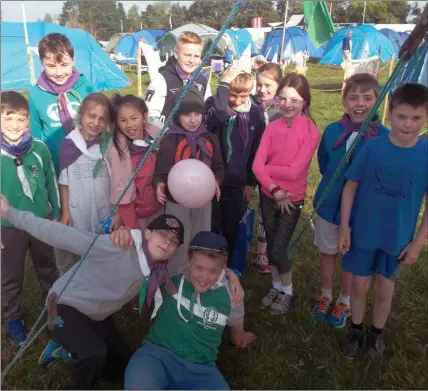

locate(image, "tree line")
[[43, 0, 423, 41]]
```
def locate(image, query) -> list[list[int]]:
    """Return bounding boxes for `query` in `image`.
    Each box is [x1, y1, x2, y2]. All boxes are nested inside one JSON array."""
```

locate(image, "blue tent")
[[261, 27, 324, 61], [320, 25, 397, 65], [114, 29, 166, 64], [1, 21, 130, 92], [225, 29, 258, 57], [379, 28, 409, 51]]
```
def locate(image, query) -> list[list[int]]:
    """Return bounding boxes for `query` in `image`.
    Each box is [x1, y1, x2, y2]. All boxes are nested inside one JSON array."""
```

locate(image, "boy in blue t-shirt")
[[339, 83, 428, 360], [312, 73, 389, 328]]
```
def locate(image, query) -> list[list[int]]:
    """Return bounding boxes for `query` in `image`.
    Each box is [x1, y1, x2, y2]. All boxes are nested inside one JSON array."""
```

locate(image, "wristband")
[[270, 186, 281, 195], [120, 226, 131, 232]]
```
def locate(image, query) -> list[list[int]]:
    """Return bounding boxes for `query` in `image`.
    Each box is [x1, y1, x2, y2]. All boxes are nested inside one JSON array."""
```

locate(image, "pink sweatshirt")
[[252, 115, 321, 202]]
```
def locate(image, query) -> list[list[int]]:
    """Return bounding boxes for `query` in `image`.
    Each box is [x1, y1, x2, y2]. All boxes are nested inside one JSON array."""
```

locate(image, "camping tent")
[[158, 23, 228, 60], [320, 25, 397, 65], [379, 28, 409, 52], [225, 29, 259, 57], [104, 33, 127, 53], [261, 27, 324, 61], [1, 21, 130, 92], [114, 29, 166, 64]]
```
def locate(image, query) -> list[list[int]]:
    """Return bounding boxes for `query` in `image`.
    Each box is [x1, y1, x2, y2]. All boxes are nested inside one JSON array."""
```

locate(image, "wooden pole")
[[329, 2, 333, 16], [279, 1, 289, 64], [382, 53, 395, 123], [22, 3, 36, 85], [362, 1, 367, 24], [137, 40, 142, 98]]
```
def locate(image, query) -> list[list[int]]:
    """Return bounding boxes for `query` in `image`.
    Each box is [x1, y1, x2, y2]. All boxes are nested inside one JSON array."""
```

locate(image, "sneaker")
[[362, 330, 385, 360], [254, 254, 270, 274], [312, 296, 332, 322], [39, 340, 71, 366], [270, 292, 295, 315], [340, 326, 365, 359], [7, 319, 27, 345], [260, 288, 279, 309], [327, 302, 350, 328]]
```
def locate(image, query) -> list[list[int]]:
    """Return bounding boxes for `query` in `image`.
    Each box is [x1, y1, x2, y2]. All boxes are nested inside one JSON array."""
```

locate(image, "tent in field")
[[158, 24, 228, 60], [225, 29, 259, 57], [379, 28, 409, 52], [261, 27, 324, 61], [320, 25, 397, 65], [114, 29, 166, 64], [1, 21, 130, 92]]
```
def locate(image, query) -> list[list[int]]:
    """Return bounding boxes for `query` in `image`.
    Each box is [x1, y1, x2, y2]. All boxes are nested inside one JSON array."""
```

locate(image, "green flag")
[[303, 0, 335, 48]]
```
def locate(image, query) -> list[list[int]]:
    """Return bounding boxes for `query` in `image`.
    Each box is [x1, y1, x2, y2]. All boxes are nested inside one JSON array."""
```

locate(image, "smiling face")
[[80, 103, 108, 141], [342, 87, 377, 124], [145, 229, 180, 261], [178, 112, 203, 132], [117, 104, 145, 140], [389, 103, 427, 146], [256, 74, 279, 102], [175, 42, 202, 76], [228, 90, 251, 108], [41, 52, 74, 86], [187, 251, 225, 293], [277, 86, 305, 119], [1, 109, 29, 144]]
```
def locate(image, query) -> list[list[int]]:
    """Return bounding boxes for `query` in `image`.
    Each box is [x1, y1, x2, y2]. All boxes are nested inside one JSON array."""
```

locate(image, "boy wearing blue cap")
[[125, 231, 255, 390]]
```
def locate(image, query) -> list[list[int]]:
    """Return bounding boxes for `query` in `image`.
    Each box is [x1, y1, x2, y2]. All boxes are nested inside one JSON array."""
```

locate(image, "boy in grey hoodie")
[[0, 194, 184, 390]]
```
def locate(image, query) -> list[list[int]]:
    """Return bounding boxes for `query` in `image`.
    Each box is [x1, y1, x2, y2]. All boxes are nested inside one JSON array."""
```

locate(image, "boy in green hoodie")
[[29, 33, 95, 174]]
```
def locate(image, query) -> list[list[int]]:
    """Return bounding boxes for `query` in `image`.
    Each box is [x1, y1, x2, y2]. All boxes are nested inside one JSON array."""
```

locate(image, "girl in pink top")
[[252, 74, 320, 315]]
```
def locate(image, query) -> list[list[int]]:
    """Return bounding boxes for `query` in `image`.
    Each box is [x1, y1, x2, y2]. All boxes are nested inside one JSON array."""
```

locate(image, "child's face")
[[41, 52, 74, 86], [277, 86, 305, 119], [256, 74, 279, 102], [117, 105, 145, 140], [144, 229, 180, 261], [342, 87, 377, 124], [229, 90, 251, 108], [187, 252, 224, 293], [178, 112, 203, 132], [389, 103, 427, 145], [1, 110, 29, 144], [174, 42, 202, 75], [80, 103, 108, 140]]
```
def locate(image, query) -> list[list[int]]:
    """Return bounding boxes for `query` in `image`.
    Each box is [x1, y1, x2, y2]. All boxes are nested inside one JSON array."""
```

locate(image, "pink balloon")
[[167, 159, 216, 208]]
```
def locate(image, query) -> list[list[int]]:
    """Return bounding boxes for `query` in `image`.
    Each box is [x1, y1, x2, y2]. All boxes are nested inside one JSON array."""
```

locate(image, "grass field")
[[2, 63, 427, 390]]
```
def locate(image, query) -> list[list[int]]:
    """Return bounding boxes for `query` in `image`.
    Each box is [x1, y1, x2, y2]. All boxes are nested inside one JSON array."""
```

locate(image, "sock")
[[321, 288, 333, 302], [337, 294, 351, 307], [371, 325, 383, 335], [351, 321, 363, 330], [279, 284, 293, 296], [273, 281, 281, 290]]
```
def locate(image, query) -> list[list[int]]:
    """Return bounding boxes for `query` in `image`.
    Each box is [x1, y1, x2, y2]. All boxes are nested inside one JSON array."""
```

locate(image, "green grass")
[[2, 64, 428, 390]]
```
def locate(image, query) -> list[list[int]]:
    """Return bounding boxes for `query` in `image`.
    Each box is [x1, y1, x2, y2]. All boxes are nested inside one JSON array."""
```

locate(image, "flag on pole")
[[303, 0, 335, 48]]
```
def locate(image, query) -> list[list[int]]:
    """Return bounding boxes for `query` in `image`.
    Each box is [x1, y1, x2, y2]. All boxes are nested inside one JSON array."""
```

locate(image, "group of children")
[[1, 28, 427, 390]]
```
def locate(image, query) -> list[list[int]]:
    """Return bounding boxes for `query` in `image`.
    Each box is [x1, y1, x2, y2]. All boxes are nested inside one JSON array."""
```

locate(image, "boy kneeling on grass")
[[125, 231, 251, 390]]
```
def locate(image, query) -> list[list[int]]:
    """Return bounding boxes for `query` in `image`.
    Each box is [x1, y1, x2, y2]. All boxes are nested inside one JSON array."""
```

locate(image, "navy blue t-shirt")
[[342, 36, 351, 51], [346, 135, 428, 255]]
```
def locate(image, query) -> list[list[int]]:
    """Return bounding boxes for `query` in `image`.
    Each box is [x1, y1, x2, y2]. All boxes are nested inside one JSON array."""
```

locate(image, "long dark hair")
[[111, 94, 149, 160], [276, 73, 316, 125]]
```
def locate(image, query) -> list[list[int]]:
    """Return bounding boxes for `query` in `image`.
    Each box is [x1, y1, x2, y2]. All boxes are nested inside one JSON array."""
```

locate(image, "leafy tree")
[[127, 3, 141, 32], [43, 13, 53, 23], [141, 2, 170, 30], [346, 1, 389, 24], [59, 0, 79, 27], [383, 1, 409, 23], [117, 2, 128, 32], [407, 2, 422, 23]]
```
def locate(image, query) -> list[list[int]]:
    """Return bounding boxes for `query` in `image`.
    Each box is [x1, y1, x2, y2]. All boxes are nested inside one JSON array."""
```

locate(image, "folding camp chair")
[[211, 59, 225, 83]]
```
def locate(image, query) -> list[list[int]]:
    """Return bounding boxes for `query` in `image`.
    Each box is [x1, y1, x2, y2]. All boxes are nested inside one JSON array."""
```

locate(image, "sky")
[[1, 1, 194, 22]]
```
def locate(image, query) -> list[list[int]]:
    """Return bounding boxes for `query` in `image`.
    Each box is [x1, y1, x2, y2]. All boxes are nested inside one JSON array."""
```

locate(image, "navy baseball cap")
[[189, 231, 229, 255], [147, 214, 185, 244]]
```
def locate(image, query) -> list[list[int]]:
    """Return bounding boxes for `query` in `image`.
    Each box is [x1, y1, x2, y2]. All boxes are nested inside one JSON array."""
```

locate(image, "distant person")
[[29, 33, 95, 175], [224, 43, 234, 68], [145, 31, 212, 128], [342, 31, 353, 61]]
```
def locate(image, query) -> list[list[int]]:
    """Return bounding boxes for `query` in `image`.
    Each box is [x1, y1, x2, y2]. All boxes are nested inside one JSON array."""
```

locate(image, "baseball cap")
[[189, 231, 229, 255], [147, 214, 185, 244]]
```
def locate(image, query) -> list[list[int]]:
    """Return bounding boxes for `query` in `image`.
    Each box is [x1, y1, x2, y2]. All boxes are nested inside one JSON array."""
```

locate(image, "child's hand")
[[0, 195, 10, 218], [156, 183, 167, 204], [110, 227, 134, 250], [276, 196, 296, 215], [110, 212, 122, 232], [221, 66, 242, 84], [338, 225, 351, 255], [60, 211, 73, 226], [244, 185, 254, 202], [230, 326, 257, 348], [215, 182, 221, 202], [398, 240, 424, 265], [227, 269, 244, 303]]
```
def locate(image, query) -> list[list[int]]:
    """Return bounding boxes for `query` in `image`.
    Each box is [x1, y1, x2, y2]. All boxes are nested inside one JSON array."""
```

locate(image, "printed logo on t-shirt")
[[146, 89, 155, 102], [47, 102, 80, 124], [374, 167, 417, 199]]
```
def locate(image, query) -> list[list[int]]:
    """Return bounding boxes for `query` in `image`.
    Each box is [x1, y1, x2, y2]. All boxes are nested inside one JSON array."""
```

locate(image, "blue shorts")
[[342, 247, 402, 281]]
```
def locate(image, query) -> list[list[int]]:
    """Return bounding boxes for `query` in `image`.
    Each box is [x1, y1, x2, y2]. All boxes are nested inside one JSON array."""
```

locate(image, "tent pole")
[[381, 53, 395, 123], [137, 40, 142, 97], [280, 1, 289, 64], [22, 2, 36, 86]]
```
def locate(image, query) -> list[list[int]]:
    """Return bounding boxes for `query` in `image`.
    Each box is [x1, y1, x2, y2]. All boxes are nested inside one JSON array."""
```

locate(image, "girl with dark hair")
[[252, 74, 320, 315]]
